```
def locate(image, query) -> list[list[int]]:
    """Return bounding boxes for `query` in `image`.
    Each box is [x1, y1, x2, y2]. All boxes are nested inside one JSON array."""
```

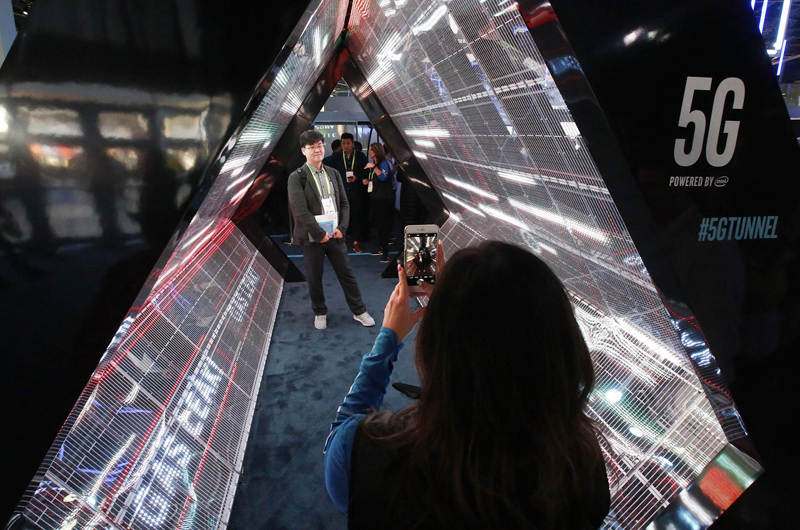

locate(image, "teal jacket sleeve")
[[323, 327, 403, 514]]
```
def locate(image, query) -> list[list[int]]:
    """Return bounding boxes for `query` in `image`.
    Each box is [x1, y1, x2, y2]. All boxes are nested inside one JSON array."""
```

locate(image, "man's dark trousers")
[[302, 238, 366, 316]]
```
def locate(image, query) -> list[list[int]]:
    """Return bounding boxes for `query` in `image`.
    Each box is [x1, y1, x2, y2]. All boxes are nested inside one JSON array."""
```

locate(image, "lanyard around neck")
[[369, 160, 382, 181], [306, 163, 331, 196], [343, 151, 355, 172]]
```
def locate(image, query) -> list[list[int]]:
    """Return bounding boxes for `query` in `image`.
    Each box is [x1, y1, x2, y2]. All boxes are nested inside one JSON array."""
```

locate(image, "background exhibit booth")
[[1, 1, 798, 529]]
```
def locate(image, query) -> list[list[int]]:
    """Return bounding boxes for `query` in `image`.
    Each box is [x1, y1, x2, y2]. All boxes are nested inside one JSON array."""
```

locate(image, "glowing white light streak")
[[123, 384, 140, 405], [448, 212, 461, 223], [478, 204, 530, 230], [778, 41, 788, 76], [0, 106, 9, 134], [64, 434, 135, 526], [412, 150, 428, 159], [412, 5, 449, 34], [281, 91, 303, 115], [362, 68, 395, 92], [409, 176, 431, 188], [629, 426, 644, 437], [225, 170, 256, 192], [442, 192, 486, 217], [414, 139, 435, 147], [605, 389, 623, 404], [509, 199, 609, 242], [759, 0, 769, 33], [406, 128, 450, 138], [377, 32, 404, 68], [539, 242, 557, 255], [274, 69, 289, 88], [775, 0, 792, 50], [238, 129, 272, 143], [314, 27, 322, 67], [448, 13, 459, 34], [498, 170, 537, 185], [221, 155, 250, 173], [614, 317, 681, 365], [494, 4, 518, 17], [560, 121, 580, 138], [623, 28, 644, 46], [179, 223, 214, 250], [445, 177, 498, 200], [228, 183, 250, 205]]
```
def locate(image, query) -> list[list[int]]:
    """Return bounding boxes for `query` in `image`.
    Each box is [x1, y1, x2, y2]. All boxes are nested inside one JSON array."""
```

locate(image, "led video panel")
[[14, 1, 347, 529], [20, 221, 282, 530], [346, 1, 742, 527]]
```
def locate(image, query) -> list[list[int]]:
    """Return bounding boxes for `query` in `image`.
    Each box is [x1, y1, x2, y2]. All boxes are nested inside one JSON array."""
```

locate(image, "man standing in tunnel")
[[288, 130, 375, 331], [329, 132, 369, 253]]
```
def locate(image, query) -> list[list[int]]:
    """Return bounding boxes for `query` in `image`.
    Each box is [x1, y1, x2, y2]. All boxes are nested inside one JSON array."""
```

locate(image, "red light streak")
[[95, 222, 236, 382], [175, 364, 238, 529], [101, 334, 204, 512], [699, 467, 742, 510], [241, 275, 269, 340], [215, 255, 249, 311]]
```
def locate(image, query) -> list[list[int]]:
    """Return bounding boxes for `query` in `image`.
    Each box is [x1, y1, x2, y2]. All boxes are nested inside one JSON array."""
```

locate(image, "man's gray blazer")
[[287, 163, 350, 245]]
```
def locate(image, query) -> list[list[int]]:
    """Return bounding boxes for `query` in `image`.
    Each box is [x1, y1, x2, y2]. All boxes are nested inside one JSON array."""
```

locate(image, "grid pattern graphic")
[[14, 2, 348, 529], [347, 1, 737, 527], [21, 220, 282, 530]]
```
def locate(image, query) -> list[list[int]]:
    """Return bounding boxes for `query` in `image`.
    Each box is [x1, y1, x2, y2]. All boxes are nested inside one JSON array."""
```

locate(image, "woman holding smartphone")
[[362, 143, 394, 263], [324, 241, 610, 530]]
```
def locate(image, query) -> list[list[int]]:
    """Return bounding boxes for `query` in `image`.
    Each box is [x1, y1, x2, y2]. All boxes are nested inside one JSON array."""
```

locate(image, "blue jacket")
[[323, 327, 403, 514]]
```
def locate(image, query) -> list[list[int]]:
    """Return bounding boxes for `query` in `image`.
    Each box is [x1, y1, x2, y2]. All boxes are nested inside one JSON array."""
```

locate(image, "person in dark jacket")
[[324, 241, 611, 530], [328, 133, 369, 253], [322, 139, 342, 167], [287, 130, 375, 331], [363, 143, 394, 262]]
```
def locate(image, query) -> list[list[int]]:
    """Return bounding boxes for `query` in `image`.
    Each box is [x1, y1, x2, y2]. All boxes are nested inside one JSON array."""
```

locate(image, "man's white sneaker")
[[353, 312, 376, 327], [314, 315, 327, 330]]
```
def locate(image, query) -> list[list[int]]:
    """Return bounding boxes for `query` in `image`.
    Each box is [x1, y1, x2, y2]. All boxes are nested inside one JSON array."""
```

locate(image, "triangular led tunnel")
[[13, 0, 788, 529]]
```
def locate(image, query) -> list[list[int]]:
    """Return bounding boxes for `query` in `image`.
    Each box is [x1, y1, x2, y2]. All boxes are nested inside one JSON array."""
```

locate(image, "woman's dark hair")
[[368, 143, 387, 167], [364, 241, 602, 529]]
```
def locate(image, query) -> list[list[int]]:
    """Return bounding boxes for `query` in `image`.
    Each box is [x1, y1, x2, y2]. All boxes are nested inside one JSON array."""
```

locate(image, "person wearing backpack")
[[287, 130, 375, 331]]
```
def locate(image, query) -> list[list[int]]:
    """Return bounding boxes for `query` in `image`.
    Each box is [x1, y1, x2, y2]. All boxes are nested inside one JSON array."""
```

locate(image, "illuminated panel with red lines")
[[344, 0, 746, 527], [21, 221, 282, 530]]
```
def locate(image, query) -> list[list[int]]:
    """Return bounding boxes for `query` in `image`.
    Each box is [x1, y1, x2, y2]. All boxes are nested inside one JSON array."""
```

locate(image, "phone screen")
[[404, 233, 438, 285]]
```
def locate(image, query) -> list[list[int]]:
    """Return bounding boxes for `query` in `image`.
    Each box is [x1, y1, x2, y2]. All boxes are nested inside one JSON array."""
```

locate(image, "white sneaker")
[[353, 312, 375, 327], [314, 315, 327, 330]]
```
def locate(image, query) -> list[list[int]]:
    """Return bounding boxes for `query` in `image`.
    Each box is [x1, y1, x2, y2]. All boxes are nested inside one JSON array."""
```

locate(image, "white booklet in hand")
[[309, 212, 338, 242]]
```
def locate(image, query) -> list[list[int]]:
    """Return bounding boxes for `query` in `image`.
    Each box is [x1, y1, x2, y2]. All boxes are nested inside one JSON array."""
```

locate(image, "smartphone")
[[404, 224, 439, 293]]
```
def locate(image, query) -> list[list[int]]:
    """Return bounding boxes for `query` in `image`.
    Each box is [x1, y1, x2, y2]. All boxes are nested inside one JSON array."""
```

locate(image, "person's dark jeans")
[[371, 198, 394, 255], [302, 239, 367, 316]]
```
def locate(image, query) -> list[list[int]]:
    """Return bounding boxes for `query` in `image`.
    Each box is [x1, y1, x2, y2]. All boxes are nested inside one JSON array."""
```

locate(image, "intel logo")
[[714, 176, 729, 187]]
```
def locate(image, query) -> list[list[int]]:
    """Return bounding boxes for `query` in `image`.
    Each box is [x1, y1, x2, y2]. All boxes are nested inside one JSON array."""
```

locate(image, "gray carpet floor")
[[228, 237, 421, 530]]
